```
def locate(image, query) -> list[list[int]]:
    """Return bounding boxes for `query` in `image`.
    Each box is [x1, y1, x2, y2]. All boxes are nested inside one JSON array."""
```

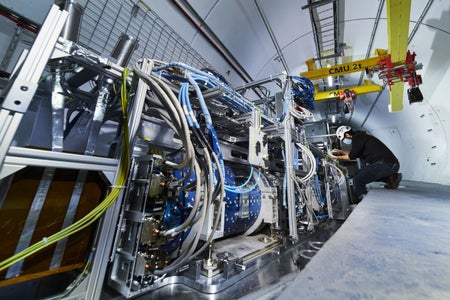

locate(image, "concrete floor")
[[261, 180, 450, 299]]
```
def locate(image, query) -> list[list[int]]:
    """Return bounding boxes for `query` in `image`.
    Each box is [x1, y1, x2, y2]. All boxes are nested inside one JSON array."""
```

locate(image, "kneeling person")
[[331, 126, 402, 202]]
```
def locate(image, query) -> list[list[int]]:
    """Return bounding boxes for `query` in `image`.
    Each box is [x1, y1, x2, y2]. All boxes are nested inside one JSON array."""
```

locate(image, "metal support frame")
[[0, 26, 24, 71], [83, 182, 126, 300], [6, 168, 56, 278], [50, 170, 88, 269], [128, 58, 153, 141], [0, 10, 126, 181], [84, 55, 152, 300], [0, 5, 132, 299], [107, 157, 154, 298], [2, 146, 119, 182], [283, 97, 298, 241], [1, 5, 67, 114], [0, 5, 68, 170]]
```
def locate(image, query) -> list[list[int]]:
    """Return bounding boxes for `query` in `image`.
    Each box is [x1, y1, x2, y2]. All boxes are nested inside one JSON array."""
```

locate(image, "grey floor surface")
[[271, 180, 450, 299]]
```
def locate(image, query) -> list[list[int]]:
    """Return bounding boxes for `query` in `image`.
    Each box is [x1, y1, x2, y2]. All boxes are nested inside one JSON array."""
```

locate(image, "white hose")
[[295, 142, 316, 182]]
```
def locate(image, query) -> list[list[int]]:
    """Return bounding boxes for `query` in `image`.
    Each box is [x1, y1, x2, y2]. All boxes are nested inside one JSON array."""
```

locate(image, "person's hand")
[[327, 149, 339, 160], [331, 149, 341, 156]]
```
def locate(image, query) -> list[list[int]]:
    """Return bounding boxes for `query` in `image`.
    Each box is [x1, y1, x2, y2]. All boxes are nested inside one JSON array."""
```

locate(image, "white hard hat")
[[336, 125, 352, 140]]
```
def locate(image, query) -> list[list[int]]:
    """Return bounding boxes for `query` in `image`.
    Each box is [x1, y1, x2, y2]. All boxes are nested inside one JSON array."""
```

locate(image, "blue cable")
[[159, 72, 188, 83], [192, 75, 253, 113], [291, 75, 315, 110], [293, 144, 299, 170], [188, 75, 213, 130], [224, 170, 261, 194], [315, 214, 328, 219], [179, 83, 193, 127], [225, 166, 254, 190], [279, 93, 291, 122], [152, 62, 254, 113], [180, 82, 200, 128], [186, 74, 225, 191]]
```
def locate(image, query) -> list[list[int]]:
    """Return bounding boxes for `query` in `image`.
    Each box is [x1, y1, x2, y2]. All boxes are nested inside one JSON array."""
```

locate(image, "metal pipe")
[[357, 0, 385, 86], [360, 82, 387, 127], [171, 0, 254, 84], [350, 0, 385, 123], [408, 0, 434, 44], [235, 72, 286, 92], [61, 0, 84, 42], [254, 0, 290, 73], [110, 33, 139, 67]]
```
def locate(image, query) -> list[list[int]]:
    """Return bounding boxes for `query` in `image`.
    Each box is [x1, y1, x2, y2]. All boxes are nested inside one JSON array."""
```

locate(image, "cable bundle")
[[134, 62, 228, 275], [291, 75, 315, 110]]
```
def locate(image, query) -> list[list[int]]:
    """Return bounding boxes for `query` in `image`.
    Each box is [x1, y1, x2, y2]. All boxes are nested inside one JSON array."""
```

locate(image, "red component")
[[0, 9, 39, 34], [339, 89, 356, 113], [293, 105, 304, 124], [377, 50, 422, 90], [339, 89, 356, 104]]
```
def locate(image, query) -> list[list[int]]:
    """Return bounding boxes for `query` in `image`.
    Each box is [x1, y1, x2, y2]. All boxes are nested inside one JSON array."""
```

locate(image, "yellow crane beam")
[[314, 80, 382, 101], [386, 0, 411, 112], [387, 0, 411, 63], [300, 49, 389, 81]]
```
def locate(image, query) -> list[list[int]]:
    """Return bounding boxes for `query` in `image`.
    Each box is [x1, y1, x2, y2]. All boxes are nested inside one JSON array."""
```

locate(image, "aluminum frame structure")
[[0, 5, 136, 299]]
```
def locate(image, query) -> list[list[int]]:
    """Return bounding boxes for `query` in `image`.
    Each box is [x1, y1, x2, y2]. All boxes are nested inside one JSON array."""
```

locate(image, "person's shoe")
[[384, 173, 402, 189]]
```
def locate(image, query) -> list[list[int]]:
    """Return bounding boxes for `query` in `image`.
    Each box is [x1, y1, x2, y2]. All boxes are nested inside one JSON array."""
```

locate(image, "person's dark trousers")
[[352, 161, 399, 201]]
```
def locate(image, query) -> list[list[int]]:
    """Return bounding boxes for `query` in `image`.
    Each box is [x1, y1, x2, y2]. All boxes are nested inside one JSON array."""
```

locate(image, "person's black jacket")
[[348, 131, 399, 164]]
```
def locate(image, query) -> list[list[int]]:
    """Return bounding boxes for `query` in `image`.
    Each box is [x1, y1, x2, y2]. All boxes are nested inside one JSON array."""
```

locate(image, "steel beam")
[[386, 0, 411, 112], [0, 5, 68, 170], [387, 0, 411, 63], [300, 50, 389, 80], [314, 80, 383, 101], [389, 83, 405, 112]]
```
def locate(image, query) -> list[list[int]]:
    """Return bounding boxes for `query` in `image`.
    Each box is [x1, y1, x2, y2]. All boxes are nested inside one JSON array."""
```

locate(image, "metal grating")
[[302, 0, 340, 67], [77, 0, 212, 69]]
